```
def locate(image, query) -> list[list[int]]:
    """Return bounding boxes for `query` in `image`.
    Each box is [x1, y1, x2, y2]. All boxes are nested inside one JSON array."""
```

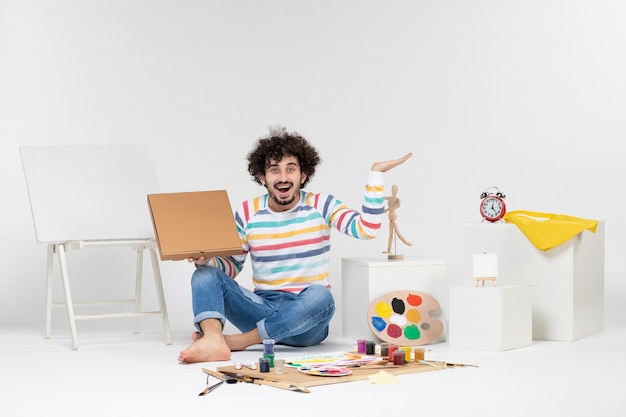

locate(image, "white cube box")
[[449, 285, 532, 351], [341, 257, 447, 343], [463, 221, 604, 341]]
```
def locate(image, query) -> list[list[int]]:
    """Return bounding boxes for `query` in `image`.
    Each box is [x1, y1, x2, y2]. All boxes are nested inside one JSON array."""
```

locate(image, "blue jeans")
[[191, 265, 335, 347]]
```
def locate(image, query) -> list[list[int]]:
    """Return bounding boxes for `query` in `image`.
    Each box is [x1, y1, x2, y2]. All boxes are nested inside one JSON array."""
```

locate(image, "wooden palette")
[[367, 290, 444, 346], [212, 357, 446, 389]]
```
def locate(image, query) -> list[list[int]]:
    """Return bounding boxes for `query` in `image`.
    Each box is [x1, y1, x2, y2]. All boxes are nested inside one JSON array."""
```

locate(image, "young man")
[[178, 126, 412, 363]]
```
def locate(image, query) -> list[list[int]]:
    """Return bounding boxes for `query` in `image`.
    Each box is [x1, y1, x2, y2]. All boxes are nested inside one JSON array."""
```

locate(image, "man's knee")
[[302, 284, 333, 301], [301, 285, 335, 315], [191, 266, 221, 288]]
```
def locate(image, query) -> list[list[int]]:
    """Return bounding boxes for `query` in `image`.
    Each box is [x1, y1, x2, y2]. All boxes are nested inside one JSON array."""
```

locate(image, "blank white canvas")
[[20, 144, 160, 242], [473, 253, 498, 278]]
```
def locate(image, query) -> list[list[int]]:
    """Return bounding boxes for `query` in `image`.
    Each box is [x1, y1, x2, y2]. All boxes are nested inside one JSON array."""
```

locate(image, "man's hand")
[[189, 256, 210, 266], [371, 152, 413, 172]]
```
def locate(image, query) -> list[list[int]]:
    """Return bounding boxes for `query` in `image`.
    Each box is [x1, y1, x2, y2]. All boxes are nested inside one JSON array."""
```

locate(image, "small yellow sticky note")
[[368, 370, 399, 385]]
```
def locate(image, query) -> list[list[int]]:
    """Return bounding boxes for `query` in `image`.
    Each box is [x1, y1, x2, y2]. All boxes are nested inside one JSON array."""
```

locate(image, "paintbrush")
[[203, 368, 311, 393], [419, 360, 479, 368], [343, 360, 400, 369], [444, 362, 479, 368]]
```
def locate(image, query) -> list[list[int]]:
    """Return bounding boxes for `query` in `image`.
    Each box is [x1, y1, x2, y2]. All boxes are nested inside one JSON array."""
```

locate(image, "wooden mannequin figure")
[[382, 184, 412, 260]]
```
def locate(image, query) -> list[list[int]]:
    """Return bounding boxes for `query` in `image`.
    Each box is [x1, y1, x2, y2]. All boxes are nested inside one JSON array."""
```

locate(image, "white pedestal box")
[[463, 222, 604, 341], [449, 285, 532, 351], [341, 257, 447, 343]]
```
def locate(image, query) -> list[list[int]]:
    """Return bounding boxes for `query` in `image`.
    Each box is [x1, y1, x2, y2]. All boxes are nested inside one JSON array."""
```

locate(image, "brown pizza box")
[[147, 190, 242, 261]]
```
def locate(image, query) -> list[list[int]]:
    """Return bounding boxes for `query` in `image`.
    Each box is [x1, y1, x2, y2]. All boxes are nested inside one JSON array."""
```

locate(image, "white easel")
[[20, 144, 171, 350], [473, 253, 498, 287]]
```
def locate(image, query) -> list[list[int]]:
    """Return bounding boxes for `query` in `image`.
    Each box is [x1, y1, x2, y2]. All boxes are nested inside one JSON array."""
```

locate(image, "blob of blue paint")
[[371, 316, 387, 332]]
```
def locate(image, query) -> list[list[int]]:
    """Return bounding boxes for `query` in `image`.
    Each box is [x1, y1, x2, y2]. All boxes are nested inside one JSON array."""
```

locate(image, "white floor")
[[1, 320, 625, 417]]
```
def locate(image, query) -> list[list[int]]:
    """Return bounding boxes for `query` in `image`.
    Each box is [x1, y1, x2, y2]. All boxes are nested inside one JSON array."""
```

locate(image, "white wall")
[[1, 0, 624, 336]]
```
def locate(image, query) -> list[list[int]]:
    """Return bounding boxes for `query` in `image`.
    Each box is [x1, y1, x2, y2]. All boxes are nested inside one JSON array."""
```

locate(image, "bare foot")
[[178, 333, 231, 364], [224, 328, 263, 352], [223, 334, 247, 352], [190, 331, 249, 352]]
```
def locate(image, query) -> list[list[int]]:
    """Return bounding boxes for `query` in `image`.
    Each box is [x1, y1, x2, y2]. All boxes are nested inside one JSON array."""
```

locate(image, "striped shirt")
[[208, 171, 385, 292]]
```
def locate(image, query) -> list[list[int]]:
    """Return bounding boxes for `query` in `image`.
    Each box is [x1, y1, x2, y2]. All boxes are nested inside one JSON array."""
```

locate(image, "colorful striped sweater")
[[208, 171, 386, 292]]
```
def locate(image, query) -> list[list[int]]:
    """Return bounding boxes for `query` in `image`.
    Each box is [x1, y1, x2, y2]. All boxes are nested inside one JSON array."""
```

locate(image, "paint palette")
[[285, 352, 379, 368], [367, 290, 444, 346], [297, 365, 352, 377]]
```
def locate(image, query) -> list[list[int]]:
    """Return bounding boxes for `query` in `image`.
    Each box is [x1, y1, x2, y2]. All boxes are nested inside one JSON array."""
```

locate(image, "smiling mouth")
[[274, 183, 292, 198]]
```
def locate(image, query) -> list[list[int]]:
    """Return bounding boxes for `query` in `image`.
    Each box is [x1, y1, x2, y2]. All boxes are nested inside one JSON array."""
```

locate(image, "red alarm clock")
[[479, 187, 506, 222]]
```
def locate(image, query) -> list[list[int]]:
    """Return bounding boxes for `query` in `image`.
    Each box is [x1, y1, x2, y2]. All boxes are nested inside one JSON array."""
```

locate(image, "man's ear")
[[300, 173, 308, 187], [258, 174, 266, 186]]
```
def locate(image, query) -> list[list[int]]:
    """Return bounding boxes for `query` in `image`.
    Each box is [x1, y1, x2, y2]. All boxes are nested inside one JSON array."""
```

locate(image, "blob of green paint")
[[403, 324, 421, 340]]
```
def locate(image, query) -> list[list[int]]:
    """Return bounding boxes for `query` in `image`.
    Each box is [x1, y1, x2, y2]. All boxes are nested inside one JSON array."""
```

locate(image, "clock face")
[[480, 196, 505, 221]]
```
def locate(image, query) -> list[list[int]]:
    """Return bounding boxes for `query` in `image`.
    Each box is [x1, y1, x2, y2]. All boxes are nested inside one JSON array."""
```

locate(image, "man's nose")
[[277, 169, 289, 181]]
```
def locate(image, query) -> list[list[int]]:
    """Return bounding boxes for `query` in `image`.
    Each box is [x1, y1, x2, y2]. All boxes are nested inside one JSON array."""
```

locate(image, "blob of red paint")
[[407, 293, 423, 306], [386, 324, 403, 338]]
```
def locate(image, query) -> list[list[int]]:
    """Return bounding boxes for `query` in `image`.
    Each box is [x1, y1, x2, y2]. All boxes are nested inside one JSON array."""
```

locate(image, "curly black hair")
[[247, 126, 321, 188]]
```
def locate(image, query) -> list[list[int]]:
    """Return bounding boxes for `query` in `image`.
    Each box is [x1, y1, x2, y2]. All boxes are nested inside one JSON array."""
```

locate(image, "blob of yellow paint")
[[375, 301, 392, 318]]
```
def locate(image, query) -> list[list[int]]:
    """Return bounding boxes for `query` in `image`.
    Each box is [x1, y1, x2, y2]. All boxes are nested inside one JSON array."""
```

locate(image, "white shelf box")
[[463, 221, 604, 341], [449, 285, 532, 351], [341, 257, 447, 343]]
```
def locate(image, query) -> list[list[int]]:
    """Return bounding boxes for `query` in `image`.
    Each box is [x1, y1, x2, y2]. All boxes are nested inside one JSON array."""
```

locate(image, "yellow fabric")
[[502, 210, 598, 251]]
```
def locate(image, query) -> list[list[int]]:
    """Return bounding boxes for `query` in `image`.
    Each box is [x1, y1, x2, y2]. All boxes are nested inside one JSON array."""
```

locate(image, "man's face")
[[259, 155, 307, 212]]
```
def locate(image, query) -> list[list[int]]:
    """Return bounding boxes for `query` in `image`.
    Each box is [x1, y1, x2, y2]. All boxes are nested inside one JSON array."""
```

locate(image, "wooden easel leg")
[[58, 244, 79, 350], [149, 245, 171, 345], [45, 244, 54, 339], [133, 246, 143, 334]]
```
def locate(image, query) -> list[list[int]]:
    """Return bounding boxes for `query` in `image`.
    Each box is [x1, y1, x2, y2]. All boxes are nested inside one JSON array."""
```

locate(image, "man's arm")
[[371, 152, 413, 172]]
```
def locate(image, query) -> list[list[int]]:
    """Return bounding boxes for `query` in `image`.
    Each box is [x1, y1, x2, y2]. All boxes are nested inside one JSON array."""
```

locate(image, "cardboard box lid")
[[147, 190, 242, 261]]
